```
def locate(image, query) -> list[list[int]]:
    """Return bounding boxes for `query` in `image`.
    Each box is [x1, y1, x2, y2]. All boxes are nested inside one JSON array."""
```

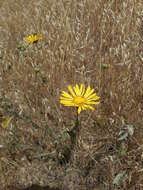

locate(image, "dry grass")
[[0, 0, 143, 189]]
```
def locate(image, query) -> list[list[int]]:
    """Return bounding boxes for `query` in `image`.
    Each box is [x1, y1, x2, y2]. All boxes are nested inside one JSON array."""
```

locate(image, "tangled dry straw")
[[0, 0, 143, 189]]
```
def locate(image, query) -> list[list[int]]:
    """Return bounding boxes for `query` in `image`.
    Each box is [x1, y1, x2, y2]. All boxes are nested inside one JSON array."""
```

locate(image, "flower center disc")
[[73, 96, 85, 105]]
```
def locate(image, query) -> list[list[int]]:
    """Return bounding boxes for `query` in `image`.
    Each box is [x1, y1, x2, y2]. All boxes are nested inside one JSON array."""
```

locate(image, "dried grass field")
[[0, 0, 143, 190]]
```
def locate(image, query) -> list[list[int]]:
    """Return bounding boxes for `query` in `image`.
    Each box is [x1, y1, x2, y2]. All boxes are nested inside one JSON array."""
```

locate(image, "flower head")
[[60, 84, 100, 114], [26, 33, 42, 44]]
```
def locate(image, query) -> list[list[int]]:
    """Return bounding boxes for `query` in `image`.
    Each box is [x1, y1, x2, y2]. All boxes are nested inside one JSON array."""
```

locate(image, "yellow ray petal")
[[61, 91, 73, 99], [87, 96, 100, 101], [87, 105, 95, 111], [79, 84, 84, 96], [67, 85, 76, 97], [84, 86, 94, 98], [60, 98, 73, 103], [73, 84, 80, 96], [62, 104, 74, 107], [37, 33, 42, 40], [86, 101, 100, 105], [60, 100, 74, 106], [60, 99, 73, 104], [81, 86, 85, 96], [84, 86, 90, 96], [78, 106, 82, 114], [81, 105, 87, 110], [87, 93, 99, 100], [84, 104, 95, 111]]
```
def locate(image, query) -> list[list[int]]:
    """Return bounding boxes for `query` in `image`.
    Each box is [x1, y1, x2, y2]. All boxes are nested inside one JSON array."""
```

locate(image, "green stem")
[[58, 109, 80, 165], [69, 108, 79, 148]]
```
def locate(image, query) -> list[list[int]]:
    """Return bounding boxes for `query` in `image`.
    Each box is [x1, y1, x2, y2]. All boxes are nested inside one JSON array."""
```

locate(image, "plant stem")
[[69, 109, 79, 148], [58, 109, 80, 164]]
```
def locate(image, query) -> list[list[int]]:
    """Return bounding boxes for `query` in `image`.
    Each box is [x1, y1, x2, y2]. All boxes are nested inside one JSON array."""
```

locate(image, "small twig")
[[32, 150, 56, 160]]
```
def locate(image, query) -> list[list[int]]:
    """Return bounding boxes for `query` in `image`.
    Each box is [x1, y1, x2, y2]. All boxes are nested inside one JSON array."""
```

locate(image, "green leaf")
[[118, 132, 128, 141], [34, 67, 40, 73], [102, 64, 109, 69], [120, 142, 127, 156], [127, 125, 134, 136], [113, 171, 125, 186], [32, 122, 39, 129], [17, 45, 26, 51]]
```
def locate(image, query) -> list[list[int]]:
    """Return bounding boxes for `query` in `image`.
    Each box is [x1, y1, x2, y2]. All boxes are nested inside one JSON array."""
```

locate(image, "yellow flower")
[[1, 116, 13, 129], [26, 33, 42, 44], [60, 84, 100, 114]]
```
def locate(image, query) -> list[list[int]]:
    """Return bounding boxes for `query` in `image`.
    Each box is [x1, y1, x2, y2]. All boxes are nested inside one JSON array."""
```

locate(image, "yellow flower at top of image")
[[26, 33, 42, 44], [60, 84, 100, 114]]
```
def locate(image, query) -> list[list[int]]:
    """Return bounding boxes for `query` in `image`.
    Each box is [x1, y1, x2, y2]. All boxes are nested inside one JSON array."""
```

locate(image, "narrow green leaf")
[[118, 132, 128, 141], [113, 171, 125, 185], [120, 142, 127, 156], [102, 64, 109, 69]]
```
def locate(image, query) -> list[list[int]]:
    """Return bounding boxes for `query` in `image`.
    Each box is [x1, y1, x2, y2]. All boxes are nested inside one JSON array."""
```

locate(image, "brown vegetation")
[[0, 0, 143, 189]]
